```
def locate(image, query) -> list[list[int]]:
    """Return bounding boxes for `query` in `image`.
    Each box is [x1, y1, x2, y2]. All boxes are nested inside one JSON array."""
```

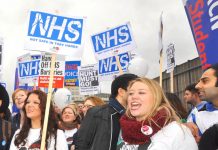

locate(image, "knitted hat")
[[0, 84, 9, 113]]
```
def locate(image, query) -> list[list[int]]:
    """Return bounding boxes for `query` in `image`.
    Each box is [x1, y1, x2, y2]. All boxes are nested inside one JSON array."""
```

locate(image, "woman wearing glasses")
[[82, 96, 105, 116], [10, 90, 68, 150]]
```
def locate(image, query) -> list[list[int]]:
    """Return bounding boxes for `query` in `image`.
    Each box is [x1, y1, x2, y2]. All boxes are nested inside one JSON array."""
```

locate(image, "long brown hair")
[[14, 90, 58, 148], [165, 92, 188, 119]]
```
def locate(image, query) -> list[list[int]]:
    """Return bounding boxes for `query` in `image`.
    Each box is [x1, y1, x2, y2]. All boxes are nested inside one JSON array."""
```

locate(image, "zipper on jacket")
[[109, 112, 118, 150]]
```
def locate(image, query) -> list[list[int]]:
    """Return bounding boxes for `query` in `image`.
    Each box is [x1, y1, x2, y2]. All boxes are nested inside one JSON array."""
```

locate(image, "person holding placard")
[[10, 90, 68, 150]]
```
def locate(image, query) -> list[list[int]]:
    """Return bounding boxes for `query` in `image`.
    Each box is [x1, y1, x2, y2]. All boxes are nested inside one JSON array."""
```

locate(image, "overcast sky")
[[0, 0, 198, 95]]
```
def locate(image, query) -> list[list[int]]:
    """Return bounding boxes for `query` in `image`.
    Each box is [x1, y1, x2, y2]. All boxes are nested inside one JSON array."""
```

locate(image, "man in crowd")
[[184, 83, 207, 120], [76, 73, 138, 150], [188, 63, 218, 149]]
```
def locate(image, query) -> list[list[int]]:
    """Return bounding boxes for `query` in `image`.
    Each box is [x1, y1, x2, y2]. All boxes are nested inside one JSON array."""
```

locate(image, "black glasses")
[[84, 104, 94, 109]]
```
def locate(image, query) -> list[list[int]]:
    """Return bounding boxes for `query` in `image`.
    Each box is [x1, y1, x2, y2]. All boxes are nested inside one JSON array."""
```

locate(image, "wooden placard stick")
[[170, 70, 174, 93], [159, 51, 163, 87], [40, 52, 56, 150], [114, 50, 124, 75]]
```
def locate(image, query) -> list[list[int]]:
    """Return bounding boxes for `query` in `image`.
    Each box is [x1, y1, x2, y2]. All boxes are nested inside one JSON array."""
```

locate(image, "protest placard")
[[78, 64, 99, 95], [38, 53, 65, 88]]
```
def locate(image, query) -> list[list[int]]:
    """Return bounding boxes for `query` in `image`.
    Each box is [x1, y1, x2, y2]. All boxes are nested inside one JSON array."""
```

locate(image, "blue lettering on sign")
[[28, 11, 83, 44], [31, 55, 41, 60], [91, 24, 132, 52], [0, 83, 6, 88], [18, 60, 40, 77], [99, 52, 130, 74]]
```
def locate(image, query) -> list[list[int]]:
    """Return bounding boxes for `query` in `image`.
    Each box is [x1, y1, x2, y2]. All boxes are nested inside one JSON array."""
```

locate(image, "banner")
[[38, 53, 65, 88], [78, 64, 99, 95], [65, 61, 81, 86], [98, 52, 130, 81], [185, 0, 218, 70], [25, 11, 86, 58], [91, 22, 136, 59], [166, 43, 175, 73]]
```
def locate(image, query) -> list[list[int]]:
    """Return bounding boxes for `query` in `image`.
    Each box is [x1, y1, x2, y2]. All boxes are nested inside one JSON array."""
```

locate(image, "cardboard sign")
[[78, 64, 99, 95], [38, 53, 65, 88], [18, 59, 40, 84], [91, 22, 136, 59], [98, 52, 130, 81], [0, 39, 3, 74], [25, 11, 86, 58], [166, 43, 175, 73], [65, 61, 81, 86]]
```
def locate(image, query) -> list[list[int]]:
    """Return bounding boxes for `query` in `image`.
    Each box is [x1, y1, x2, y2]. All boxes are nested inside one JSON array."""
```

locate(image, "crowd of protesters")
[[0, 64, 218, 149]]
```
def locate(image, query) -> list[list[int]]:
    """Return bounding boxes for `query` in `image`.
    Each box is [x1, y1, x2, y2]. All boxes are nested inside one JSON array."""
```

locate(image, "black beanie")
[[110, 73, 138, 99], [0, 84, 9, 113]]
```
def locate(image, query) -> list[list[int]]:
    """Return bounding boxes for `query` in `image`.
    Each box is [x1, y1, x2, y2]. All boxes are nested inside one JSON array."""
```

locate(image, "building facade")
[[154, 57, 202, 102]]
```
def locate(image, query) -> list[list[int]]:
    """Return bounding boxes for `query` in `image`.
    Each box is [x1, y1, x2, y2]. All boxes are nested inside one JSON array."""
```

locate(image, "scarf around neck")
[[58, 121, 78, 130], [120, 108, 169, 145]]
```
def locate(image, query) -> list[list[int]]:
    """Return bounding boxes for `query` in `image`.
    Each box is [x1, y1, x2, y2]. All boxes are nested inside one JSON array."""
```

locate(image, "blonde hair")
[[12, 88, 28, 103], [62, 104, 79, 117], [126, 77, 180, 126], [84, 96, 105, 106]]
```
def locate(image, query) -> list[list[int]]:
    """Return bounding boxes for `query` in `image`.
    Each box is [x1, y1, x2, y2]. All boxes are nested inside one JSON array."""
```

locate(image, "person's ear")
[[0, 99, 2, 107], [118, 88, 126, 97], [193, 93, 198, 98]]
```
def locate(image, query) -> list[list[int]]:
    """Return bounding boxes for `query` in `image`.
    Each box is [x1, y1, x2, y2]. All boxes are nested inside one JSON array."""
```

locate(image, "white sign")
[[91, 22, 136, 59], [25, 11, 86, 58], [38, 53, 65, 88], [17, 53, 39, 84], [166, 43, 175, 73], [78, 64, 99, 95], [0, 37, 3, 74], [18, 59, 40, 84], [98, 52, 130, 81]]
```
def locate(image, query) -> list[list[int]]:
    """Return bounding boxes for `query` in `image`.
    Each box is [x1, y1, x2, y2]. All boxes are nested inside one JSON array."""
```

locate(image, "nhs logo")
[[99, 52, 130, 75], [28, 11, 83, 44], [18, 60, 40, 77], [91, 22, 136, 59]]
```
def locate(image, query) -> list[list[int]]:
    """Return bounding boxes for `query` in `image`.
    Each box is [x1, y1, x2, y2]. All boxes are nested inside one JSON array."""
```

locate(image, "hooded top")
[[0, 84, 9, 113]]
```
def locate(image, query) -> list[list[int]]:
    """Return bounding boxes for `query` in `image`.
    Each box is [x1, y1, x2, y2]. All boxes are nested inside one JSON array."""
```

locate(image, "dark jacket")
[[199, 124, 218, 150], [11, 113, 21, 137], [76, 98, 125, 150], [0, 118, 11, 150]]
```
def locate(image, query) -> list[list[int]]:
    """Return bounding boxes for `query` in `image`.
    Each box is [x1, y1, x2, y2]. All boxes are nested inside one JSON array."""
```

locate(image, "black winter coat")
[[76, 99, 124, 150]]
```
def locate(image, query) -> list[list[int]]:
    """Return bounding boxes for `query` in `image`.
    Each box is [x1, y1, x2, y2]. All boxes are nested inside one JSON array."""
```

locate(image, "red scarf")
[[120, 108, 169, 145]]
